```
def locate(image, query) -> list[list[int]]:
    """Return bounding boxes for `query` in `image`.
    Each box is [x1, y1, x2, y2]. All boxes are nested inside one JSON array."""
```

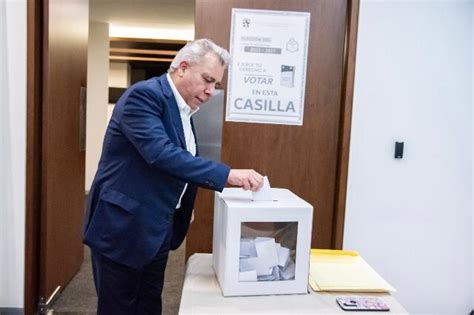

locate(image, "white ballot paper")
[[254, 237, 279, 268], [276, 243, 290, 267], [240, 238, 257, 257], [239, 270, 257, 282], [252, 176, 275, 201]]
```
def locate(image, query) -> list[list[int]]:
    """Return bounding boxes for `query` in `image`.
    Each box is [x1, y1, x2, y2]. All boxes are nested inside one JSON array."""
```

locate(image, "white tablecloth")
[[179, 253, 408, 315]]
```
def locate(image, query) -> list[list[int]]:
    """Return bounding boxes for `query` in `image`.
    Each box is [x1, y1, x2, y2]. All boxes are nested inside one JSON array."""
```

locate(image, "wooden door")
[[187, 0, 359, 256], [27, 0, 89, 310]]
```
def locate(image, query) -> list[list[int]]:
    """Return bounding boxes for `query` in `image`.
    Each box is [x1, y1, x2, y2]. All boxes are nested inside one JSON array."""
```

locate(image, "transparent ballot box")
[[212, 188, 313, 296]]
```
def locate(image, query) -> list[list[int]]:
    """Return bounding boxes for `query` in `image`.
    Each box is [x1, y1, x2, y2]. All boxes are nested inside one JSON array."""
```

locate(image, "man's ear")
[[178, 61, 189, 77]]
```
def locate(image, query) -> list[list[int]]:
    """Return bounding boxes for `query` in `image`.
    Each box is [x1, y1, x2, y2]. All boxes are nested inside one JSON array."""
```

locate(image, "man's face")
[[174, 53, 225, 109]]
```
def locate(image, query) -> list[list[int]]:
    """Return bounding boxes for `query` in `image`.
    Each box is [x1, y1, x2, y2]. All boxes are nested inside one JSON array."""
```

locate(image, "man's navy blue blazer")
[[83, 74, 230, 269]]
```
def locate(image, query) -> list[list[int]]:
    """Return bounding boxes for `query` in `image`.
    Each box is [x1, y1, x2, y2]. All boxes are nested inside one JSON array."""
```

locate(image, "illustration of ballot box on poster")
[[212, 187, 313, 296], [280, 65, 295, 88]]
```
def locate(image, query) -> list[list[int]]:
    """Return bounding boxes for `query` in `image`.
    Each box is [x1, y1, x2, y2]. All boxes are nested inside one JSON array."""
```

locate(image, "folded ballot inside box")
[[212, 187, 313, 296]]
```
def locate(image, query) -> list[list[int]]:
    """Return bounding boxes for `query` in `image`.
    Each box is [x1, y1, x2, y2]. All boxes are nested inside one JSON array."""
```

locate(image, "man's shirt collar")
[[166, 73, 199, 118]]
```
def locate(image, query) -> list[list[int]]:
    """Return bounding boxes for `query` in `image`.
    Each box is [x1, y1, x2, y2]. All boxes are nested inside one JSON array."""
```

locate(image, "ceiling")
[[90, 0, 195, 31]]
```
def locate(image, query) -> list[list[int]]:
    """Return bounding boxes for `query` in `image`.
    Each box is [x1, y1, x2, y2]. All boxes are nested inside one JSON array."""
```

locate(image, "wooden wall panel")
[[187, 0, 358, 257]]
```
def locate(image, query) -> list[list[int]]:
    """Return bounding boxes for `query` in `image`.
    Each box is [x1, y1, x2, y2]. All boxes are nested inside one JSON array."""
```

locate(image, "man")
[[83, 39, 264, 314]]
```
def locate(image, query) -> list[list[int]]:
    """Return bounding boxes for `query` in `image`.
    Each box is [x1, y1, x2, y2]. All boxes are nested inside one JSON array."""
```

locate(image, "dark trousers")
[[91, 243, 171, 315]]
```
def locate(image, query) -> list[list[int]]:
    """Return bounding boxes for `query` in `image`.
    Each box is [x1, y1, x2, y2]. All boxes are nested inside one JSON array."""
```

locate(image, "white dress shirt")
[[166, 74, 199, 209]]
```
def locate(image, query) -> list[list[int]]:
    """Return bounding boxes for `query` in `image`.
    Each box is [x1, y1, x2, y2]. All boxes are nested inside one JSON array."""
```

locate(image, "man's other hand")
[[227, 169, 264, 191]]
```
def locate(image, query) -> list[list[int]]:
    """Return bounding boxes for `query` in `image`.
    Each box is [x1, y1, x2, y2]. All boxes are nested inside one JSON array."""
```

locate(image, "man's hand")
[[227, 169, 264, 191]]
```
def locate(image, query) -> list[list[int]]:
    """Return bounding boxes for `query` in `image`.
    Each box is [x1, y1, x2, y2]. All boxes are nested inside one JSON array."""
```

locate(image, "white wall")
[[109, 61, 130, 87], [345, 1, 472, 314], [0, 0, 26, 309], [107, 61, 131, 124], [86, 57, 132, 189], [107, 62, 130, 122], [85, 22, 110, 191]]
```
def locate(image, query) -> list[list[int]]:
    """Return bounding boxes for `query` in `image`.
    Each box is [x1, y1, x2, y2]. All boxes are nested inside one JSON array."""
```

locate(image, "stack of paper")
[[239, 237, 294, 281], [309, 249, 396, 292]]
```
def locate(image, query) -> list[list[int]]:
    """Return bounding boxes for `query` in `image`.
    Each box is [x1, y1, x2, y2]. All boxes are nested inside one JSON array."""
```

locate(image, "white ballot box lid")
[[218, 188, 312, 209]]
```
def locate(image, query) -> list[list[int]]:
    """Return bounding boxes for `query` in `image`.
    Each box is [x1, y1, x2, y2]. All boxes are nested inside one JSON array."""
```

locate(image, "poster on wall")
[[226, 8, 310, 126]]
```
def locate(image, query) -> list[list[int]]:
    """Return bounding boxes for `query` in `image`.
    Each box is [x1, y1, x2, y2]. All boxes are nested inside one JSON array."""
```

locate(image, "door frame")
[[25, 0, 43, 313], [332, 0, 360, 248]]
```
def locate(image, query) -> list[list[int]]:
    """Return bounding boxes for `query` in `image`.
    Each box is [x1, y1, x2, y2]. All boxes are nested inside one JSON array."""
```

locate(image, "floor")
[[51, 243, 186, 315]]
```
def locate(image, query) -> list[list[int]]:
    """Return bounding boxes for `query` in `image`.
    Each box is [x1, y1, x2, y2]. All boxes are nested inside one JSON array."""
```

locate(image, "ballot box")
[[212, 188, 313, 296]]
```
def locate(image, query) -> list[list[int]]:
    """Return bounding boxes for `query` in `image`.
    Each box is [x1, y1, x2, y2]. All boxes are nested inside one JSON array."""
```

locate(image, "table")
[[179, 254, 408, 314]]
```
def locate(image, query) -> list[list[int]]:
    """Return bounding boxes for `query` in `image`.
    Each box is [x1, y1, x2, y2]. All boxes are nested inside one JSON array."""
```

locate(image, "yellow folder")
[[309, 249, 396, 293]]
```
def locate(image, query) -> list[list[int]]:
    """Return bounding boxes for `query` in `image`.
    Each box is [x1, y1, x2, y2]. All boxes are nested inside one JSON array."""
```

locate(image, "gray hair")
[[168, 39, 230, 73]]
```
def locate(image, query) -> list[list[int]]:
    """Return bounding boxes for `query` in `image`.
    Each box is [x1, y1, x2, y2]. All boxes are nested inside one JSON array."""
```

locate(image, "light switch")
[[394, 142, 404, 159]]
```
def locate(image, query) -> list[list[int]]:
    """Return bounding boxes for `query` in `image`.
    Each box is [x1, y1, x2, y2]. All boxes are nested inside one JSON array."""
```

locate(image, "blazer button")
[[168, 214, 173, 221]]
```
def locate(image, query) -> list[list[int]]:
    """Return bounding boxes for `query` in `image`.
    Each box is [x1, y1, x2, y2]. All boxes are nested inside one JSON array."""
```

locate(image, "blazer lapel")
[[160, 75, 186, 149]]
